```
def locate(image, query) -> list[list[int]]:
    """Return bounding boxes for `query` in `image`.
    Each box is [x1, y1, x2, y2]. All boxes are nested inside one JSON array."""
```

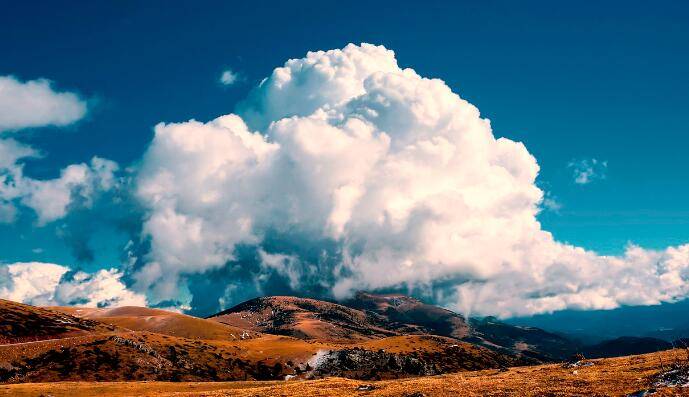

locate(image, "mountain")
[[644, 328, 689, 342], [211, 293, 578, 361], [209, 296, 397, 341], [506, 299, 689, 344], [583, 336, 673, 358], [345, 292, 470, 338], [468, 317, 579, 361]]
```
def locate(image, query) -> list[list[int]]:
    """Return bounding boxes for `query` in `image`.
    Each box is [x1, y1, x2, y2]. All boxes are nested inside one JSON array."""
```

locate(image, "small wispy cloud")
[[568, 158, 607, 185], [542, 195, 562, 213], [219, 69, 240, 86]]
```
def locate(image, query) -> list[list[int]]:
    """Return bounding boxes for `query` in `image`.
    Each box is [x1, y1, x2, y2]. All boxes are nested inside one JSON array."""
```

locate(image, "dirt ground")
[[3, 349, 689, 396]]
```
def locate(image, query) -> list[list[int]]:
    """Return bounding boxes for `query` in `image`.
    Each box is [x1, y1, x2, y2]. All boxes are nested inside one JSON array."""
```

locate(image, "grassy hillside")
[[2, 348, 689, 396]]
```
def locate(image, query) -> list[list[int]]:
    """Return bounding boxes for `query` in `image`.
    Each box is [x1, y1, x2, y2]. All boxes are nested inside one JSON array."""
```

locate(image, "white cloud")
[[20, 157, 119, 225], [0, 76, 87, 132], [133, 43, 689, 317], [0, 262, 146, 307], [0, 138, 37, 169], [219, 69, 240, 86], [452, 244, 689, 317], [0, 154, 119, 225], [0, 262, 66, 304], [541, 191, 562, 213], [569, 158, 607, 184], [0, 75, 117, 225]]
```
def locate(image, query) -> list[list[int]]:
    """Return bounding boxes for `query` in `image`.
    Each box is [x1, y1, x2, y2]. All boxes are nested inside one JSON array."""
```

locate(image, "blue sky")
[[1, 1, 689, 322]]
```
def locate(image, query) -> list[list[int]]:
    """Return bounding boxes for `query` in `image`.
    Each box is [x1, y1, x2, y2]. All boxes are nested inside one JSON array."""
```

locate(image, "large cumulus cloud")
[[132, 43, 689, 317]]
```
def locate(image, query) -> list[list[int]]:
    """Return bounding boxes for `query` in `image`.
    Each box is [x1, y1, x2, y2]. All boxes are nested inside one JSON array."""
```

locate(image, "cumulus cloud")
[[0, 262, 146, 307], [0, 153, 119, 225], [131, 43, 689, 317], [0, 75, 119, 225], [219, 69, 240, 86], [20, 157, 119, 225], [0, 75, 87, 132], [569, 158, 607, 184]]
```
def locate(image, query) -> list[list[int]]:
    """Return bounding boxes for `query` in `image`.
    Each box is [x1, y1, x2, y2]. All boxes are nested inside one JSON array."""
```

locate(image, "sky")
[[1, 1, 689, 328]]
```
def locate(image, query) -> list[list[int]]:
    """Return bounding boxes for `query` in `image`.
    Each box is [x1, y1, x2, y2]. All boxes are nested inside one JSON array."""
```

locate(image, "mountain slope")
[[348, 293, 577, 360], [210, 293, 578, 361], [346, 292, 471, 338], [209, 296, 398, 341], [467, 316, 579, 361], [0, 299, 115, 344], [52, 306, 258, 341]]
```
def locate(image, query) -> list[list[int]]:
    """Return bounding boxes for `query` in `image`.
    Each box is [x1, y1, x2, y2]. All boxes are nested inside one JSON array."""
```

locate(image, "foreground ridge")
[[1, 349, 687, 396]]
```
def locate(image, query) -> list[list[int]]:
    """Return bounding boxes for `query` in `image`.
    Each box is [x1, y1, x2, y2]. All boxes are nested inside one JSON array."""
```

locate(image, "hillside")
[[51, 306, 259, 341], [346, 292, 471, 338], [3, 348, 689, 396], [0, 299, 523, 383], [0, 299, 116, 344], [209, 296, 398, 342], [211, 293, 577, 361], [467, 316, 579, 361]]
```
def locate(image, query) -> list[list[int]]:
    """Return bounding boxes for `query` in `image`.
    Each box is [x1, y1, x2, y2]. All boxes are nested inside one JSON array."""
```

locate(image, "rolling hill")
[[51, 306, 259, 341], [0, 299, 116, 344]]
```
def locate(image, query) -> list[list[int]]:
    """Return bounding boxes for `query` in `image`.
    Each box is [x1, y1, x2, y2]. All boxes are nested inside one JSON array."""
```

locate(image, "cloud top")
[[132, 43, 689, 317]]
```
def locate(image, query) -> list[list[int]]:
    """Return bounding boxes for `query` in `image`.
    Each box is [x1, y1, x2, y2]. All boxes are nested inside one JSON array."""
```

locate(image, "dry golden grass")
[[0, 299, 117, 344], [4, 349, 689, 396], [50, 306, 256, 341]]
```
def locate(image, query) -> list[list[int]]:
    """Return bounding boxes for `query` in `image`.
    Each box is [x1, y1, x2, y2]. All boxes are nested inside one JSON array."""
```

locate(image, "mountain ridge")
[[209, 292, 578, 361]]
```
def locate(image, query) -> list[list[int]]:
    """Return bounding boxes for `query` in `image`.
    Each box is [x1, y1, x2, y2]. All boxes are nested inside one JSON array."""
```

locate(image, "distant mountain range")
[[506, 299, 689, 344], [0, 293, 680, 383]]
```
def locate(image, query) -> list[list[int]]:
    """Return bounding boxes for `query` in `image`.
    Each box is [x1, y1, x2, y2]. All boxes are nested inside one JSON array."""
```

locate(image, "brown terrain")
[[51, 306, 260, 341], [2, 349, 689, 396], [210, 293, 578, 362], [1, 295, 687, 396]]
